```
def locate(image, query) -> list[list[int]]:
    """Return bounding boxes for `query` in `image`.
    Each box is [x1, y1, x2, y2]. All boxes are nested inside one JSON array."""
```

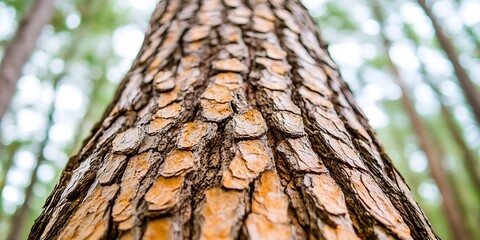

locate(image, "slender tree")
[[416, 0, 480, 127], [0, 0, 55, 121], [30, 0, 437, 239], [370, 2, 468, 239], [6, 44, 77, 240], [404, 21, 480, 198], [0, 141, 21, 219]]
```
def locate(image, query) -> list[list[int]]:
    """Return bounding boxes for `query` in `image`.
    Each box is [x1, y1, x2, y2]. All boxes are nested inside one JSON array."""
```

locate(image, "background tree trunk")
[[30, 0, 437, 239], [416, 0, 480, 127], [370, 2, 469, 239], [0, 0, 55, 121]]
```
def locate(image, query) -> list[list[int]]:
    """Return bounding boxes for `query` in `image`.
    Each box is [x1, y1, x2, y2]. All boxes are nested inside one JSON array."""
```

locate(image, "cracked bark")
[[29, 0, 437, 239]]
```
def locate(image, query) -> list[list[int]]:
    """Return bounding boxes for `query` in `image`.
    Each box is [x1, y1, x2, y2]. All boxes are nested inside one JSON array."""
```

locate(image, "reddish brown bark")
[[30, 0, 437, 239], [0, 0, 55, 121]]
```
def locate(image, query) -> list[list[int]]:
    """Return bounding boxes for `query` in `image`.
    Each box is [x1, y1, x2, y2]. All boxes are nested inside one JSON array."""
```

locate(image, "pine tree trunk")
[[416, 0, 480, 127], [0, 0, 55, 121], [370, 2, 468, 239], [30, 0, 437, 239]]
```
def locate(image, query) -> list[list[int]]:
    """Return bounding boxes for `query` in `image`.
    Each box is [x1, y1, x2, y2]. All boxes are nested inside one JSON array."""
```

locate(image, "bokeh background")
[[0, 0, 479, 239]]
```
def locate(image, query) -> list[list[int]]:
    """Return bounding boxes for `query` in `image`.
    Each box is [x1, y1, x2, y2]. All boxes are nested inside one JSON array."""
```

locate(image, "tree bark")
[[0, 0, 56, 121], [416, 0, 480, 127], [30, 0, 437, 239]]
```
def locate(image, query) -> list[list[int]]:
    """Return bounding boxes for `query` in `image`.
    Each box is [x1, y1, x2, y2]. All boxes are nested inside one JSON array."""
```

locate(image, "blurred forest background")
[[0, 0, 479, 239]]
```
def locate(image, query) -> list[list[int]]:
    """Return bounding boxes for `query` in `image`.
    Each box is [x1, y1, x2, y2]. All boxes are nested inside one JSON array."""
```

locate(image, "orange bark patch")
[[254, 4, 276, 21], [112, 152, 154, 229], [213, 72, 242, 90], [304, 174, 347, 215], [259, 71, 288, 91], [154, 102, 182, 119], [351, 171, 412, 239], [185, 25, 211, 42], [146, 176, 183, 212], [263, 42, 287, 60], [97, 154, 127, 184], [201, 85, 233, 103], [245, 214, 292, 240], [272, 111, 305, 137], [59, 184, 119, 239], [177, 121, 217, 150], [199, 188, 245, 239], [143, 218, 175, 240], [112, 127, 143, 154], [213, 58, 247, 72], [228, 7, 251, 25], [232, 109, 267, 139], [223, 139, 272, 189], [324, 225, 360, 240], [269, 90, 301, 114], [161, 150, 195, 177], [251, 171, 289, 223], [256, 58, 291, 76], [200, 99, 233, 122], [277, 137, 326, 173], [252, 16, 274, 33], [147, 118, 173, 134]]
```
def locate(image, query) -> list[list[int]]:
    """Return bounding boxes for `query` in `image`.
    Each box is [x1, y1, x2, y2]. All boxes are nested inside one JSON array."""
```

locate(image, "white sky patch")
[[301, 0, 326, 17], [7, 167, 30, 187], [419, 180, 440, 201], [128, 0, 157, 14], [55, 84, 84, 111], [454, 105, 471, 123], [389, 43, 419, 70], [113, 25, 145, 59], [361, 103, 389, 128], [439, 80, 460, 101], [329, 42, 362, 68], [16, 109, 44, 136], [418, 46, 453, 76], [2, 186, 24, 206], [459, 1, 480, 26], [31, 51, 50, 69], [361, 19, 380, 35], [17, 75, 41, 104], [37, 164, 55, 182], [362, 84, 385, 102], [49, 123, 74, 143], [414, 83, 439, 115], [384, 83, 402, 100], [14, 149, 36, 169], [0, 5, 15, 40], [49, 58, 65, 75], [409, 151, 428, 172], [66, 13, 81, 29], [400, 2, 434, 38], [360, 43, 377, 59]]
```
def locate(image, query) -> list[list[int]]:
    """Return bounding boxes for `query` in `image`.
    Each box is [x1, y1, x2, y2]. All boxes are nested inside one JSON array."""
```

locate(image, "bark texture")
[[30, 0, 437, 239], [0, 0, 55, 120]]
